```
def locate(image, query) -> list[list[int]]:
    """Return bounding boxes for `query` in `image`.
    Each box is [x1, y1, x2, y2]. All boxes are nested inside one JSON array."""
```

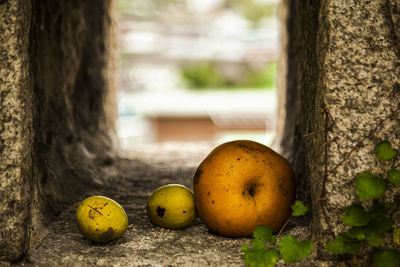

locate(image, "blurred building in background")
[[117, 0, 280, 149]]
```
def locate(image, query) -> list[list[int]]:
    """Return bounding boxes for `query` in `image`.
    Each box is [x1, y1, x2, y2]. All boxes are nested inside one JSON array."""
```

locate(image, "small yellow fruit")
[[76, 196, 128, 243], [147, 184, 197, 229]]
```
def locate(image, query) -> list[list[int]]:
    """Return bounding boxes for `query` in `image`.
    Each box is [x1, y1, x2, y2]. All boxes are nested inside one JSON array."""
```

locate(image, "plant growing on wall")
[[242, 140, 399, 266], [325, 140, 400, 266]]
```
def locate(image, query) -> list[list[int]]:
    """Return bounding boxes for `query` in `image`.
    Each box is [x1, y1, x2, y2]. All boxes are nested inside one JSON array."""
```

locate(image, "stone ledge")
[[12, 145, 315, 266]]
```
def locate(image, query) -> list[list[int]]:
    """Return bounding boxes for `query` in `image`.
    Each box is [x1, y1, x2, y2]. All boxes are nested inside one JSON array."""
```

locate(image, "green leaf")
[[349, 215, 394, 247], [242, 241, 280, 267], [348, 227, 366, 240], [366, 231, 385, 247], [382, 202, 398, 212], [388, 169, 400, 187], [370, 202, 398, 220], [342, 204, 373, 226], [364, 215, 393, 247], [372, 249, 400, 267], [393, 228, 400, 245], [371, 203, 387, 218], [367, 215, 393, 235], [347, 214, 393, 247], [375, 141, 398, 160], [325, 233, 361, 255], [249, 239, 268, 250], [278, 235, 313, 264], [253, 225, 276, 245], [291, 200, 308, 217], [354, 171, 387, 200]]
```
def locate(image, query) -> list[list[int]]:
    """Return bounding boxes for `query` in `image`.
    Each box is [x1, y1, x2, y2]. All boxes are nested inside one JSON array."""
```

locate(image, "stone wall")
[[277, 0, 400, 262], [315, 0, 400, 259], [0, 0, 34, 261], [0, 0, 116, 261], [275, 0, 324, 206]]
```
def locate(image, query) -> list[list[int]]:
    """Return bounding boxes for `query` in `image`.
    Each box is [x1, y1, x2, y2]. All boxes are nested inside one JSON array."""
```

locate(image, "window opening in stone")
[[116, 0, 280, 151]]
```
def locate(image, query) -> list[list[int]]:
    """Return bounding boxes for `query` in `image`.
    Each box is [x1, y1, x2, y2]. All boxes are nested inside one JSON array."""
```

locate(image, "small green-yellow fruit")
[[76, 196, 128, 243], [147, 184, 197, 229]]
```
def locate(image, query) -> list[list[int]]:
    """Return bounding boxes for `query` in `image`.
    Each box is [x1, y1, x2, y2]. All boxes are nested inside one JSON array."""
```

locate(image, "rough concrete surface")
[[13, 144, 318, 267]]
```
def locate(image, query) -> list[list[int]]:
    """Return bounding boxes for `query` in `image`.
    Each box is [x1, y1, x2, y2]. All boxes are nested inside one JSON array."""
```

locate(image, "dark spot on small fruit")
[[194, 168, 203, 184], [157, 206, 166, 217], [99, 227, 114, 242], [237, 158, 240, 161], [88, 210, 95, 220], [88, 205, 103, 216], [183, 211, 186, 213], [207, 192, 210, 196], [103, 203, 108, 207], [96, 228, 99, 232], [212, 200, 215, 204]]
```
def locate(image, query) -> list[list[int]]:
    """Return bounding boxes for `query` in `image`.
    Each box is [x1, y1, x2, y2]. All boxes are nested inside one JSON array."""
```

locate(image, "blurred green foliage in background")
[[180, 62, 225, 89], [225, 0, 277, 27], [181, 61, 277, 90]]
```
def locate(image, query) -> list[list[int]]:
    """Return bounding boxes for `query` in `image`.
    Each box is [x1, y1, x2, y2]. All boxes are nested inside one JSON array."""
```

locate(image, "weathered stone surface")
[[1, 0, 117, 261], [28, 0, 118, 258], [0, 0, 33, 261], [275, 0, 324, 205], [30, 0, 117, 207], [277, 0, 400, 262], [314, 0, 400, 256]]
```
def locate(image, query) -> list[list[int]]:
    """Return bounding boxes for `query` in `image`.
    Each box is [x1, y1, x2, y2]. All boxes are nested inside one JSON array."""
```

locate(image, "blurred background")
[[116, 0, 280, 150]]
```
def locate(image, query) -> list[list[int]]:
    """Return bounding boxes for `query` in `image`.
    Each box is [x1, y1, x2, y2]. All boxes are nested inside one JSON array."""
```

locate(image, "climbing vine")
[[317, 103, 400, 266], [242, 102, 400, 266], [325, 140, 400, 266]]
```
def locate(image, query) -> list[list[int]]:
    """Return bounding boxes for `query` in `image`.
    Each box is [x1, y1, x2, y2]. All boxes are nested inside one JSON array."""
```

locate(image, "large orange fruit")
[[193, 140, 295, 237]]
